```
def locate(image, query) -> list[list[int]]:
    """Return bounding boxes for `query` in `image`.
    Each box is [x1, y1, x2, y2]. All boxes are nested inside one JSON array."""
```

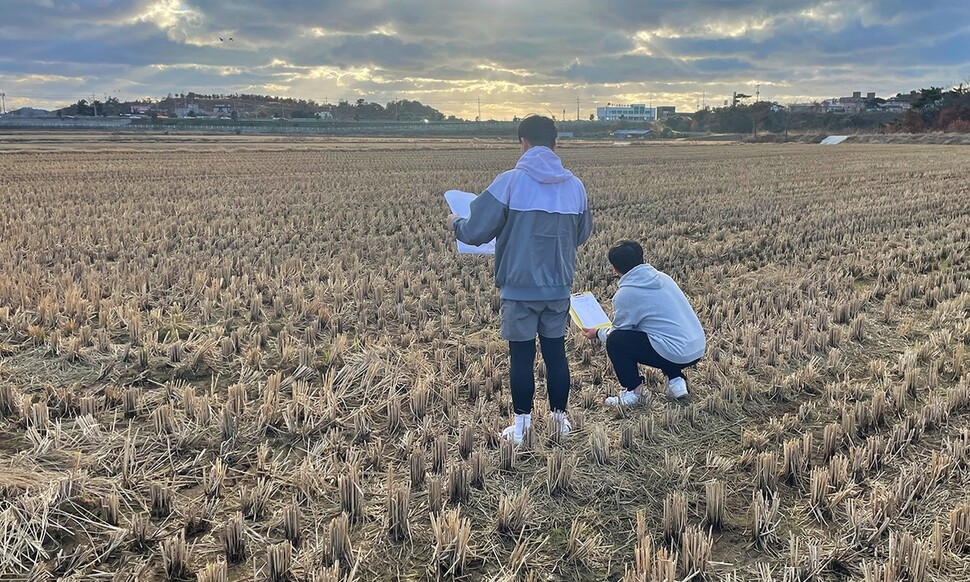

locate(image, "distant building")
[[822, 100, 851, 113], [656, 106, 676, 118], [130, 105, 151, 115], [790, 103, 821, 114], [175, 102, 202, 117], [820, 90, 877, 114], [211, 104, 232, 115], [795, 93, 907, 115], [596, 104, 656, 122], [612, 129, 653, 139], [881, 99, 912, 112], [316, 110, 334, 120]]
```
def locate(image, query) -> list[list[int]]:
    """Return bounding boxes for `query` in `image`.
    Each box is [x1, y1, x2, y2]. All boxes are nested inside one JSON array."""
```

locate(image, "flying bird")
[[229, 37, 233, 41], [219, 37, 224, 41]]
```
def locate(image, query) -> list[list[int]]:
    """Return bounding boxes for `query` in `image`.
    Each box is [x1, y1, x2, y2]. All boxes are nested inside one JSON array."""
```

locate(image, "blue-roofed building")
[[612, 129, 654, 139]]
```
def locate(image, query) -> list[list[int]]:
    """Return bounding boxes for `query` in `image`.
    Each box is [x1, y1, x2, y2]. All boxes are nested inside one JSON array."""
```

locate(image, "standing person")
[[582, 240, 705, 404], [447, 115, 592, 445]]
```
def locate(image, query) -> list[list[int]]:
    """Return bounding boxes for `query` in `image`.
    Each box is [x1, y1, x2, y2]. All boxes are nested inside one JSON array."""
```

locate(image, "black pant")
[[509, 335, 569, 414], [606, 329, 699, 390]]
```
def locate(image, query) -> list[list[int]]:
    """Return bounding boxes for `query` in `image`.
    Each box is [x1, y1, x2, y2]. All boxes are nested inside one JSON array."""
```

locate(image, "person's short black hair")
[[517, 115, 557, 149], [608, 240, 644, 274]]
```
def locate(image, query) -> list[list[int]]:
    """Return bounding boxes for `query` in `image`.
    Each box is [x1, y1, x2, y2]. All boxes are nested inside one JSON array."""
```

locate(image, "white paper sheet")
[[569, 292, 612, 329], [445, 190, 496, 254]]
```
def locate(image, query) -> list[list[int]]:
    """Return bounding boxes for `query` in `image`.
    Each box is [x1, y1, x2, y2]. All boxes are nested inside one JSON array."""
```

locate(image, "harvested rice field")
[[0, 135, 968, 581]]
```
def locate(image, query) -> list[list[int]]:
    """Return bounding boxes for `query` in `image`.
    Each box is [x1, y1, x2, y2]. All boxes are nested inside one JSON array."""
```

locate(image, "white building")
[[596, 104, 656, 122], [175, 102, 202, 117], [882, 99, 912, 112]]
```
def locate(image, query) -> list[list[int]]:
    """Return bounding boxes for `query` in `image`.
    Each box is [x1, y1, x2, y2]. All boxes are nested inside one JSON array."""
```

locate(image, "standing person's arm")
[[450, 190, 508, 246], [577, 186, 593, 246]]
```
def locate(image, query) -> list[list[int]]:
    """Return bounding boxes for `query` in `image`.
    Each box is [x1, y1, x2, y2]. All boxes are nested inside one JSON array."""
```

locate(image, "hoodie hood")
[[618, 263, 663, 290], [515, 146, 573, 184]]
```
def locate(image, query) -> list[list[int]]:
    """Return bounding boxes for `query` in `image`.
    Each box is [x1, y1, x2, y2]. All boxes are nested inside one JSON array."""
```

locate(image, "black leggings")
[[606, 329, 700, 390], [509, 335, 569, 414]]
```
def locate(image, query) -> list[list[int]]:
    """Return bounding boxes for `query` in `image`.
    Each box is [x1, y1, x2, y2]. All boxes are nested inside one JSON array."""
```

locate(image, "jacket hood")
[[618, 263, 663, 289], [515, 146, 573, 184]]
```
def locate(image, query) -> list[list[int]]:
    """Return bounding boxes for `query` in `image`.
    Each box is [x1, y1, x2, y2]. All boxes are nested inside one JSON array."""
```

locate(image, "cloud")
[[561, 55, 754, 84], [0, 0, 967, 118]]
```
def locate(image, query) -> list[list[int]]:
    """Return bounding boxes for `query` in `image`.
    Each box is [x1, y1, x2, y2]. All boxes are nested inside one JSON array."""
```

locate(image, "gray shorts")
[[500, 299, 570, 342]]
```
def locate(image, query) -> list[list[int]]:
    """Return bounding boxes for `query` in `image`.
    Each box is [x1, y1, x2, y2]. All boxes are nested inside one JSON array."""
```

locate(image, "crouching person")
[[582, 240, 705, 405]]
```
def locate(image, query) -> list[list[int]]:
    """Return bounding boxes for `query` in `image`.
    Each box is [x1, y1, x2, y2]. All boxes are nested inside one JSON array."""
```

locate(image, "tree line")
[[56, 93, 451, 121], [896, 85, 970, 133]]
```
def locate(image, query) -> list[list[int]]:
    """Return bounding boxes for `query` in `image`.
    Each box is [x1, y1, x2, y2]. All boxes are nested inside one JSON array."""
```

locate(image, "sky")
[[1, 0, 968, 119]]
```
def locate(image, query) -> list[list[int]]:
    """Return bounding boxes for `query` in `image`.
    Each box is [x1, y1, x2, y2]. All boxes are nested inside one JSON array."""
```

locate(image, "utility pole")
[[576, 97, 580, 121], [92, 93, 98, 116], [756, 83, 760, 103], [477, 97, 481, 122], [784, 104, 791, 140], [0, 92, 5, 114]]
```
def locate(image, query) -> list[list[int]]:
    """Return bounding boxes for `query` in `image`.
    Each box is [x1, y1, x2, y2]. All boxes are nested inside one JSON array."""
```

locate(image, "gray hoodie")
[[596, 263, 706, 364], [454, 146, 592, 301]]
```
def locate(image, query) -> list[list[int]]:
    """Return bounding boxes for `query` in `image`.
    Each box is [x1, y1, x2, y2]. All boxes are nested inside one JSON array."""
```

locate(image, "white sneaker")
[[666, 377, 688, 399], [605, 390, 641, 407], [548, 411, 572, 437], [501, 413, 531, 445]]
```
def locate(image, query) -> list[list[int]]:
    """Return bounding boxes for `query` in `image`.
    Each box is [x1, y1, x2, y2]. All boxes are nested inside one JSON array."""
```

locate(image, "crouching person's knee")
[[605, 329, 621, 354]]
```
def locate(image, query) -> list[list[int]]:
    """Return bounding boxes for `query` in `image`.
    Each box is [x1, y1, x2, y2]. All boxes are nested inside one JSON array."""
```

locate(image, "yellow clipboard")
[[569, 292, 611, 329]]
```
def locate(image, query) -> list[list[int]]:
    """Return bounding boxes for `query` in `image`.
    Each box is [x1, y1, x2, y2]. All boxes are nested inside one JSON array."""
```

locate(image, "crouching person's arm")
[[588, 288, 638, 343]]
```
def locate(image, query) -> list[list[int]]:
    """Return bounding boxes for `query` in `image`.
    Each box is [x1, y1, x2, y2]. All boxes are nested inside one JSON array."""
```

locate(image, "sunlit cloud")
[[131, 0, 213, 45], [798, 2, 848, 26], [150, 63, 241, 75], [15, 73, 85, 84], [475, 64, 536, 79]]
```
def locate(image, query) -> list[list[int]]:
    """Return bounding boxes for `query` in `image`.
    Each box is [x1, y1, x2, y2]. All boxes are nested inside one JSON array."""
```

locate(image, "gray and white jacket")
[[596, 263, 706, 364], [454, 146, 592, 301]]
